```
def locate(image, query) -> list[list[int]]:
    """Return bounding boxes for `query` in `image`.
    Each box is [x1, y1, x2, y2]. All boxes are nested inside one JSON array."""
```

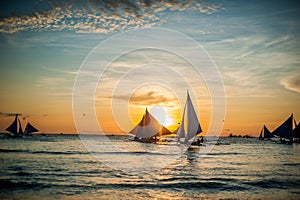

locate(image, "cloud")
[[131, 91, 175, 106], [281, 73, 300, 94], [0, 112, 21, 117], [234, 50, 255, 60], [36, 67, 76, 97], [41, 66, 77, 75], [113, 91, 177, 107], [265, 35, 289, 48], [0, 0, 221, 34]]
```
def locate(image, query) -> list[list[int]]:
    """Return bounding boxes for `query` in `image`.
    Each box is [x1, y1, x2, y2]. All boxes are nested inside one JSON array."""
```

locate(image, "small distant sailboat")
[[5, 114, 38, 137], [176, 90, 202, 144], [5, 114, 22, 137], [258, 125, 274, 140], [24, 122, 39, 136], [130, 108, 172, 143], [293, 120, 300, 143]]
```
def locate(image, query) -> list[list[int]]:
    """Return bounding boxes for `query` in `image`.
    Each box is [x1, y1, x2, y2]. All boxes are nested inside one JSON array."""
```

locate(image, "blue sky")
[[0, 0, 299, 135]]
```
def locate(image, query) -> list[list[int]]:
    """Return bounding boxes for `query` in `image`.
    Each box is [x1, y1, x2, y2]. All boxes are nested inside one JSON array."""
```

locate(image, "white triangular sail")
[[176, 91, 202, 141], [177, 101, 187, 139], [130, 108, 171, 138]]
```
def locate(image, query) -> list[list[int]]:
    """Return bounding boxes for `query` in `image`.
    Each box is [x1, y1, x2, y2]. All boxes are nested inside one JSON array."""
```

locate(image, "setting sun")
[[128, 84, 182, 132], [150, 105, 174, 128]]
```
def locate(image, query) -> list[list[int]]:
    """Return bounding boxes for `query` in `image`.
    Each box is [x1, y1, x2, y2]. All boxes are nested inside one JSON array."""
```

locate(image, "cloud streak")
[[36, 67, 76, 97], [113, 91, 177, 107], [0, 112, 21, 117], [0, 0, 221, 34], [281, 73, 300, 94]]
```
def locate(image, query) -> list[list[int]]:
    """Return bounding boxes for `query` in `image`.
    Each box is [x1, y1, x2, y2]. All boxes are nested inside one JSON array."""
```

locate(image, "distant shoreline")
[[0, 132, 257, 138], [0, 132, 130, 136]]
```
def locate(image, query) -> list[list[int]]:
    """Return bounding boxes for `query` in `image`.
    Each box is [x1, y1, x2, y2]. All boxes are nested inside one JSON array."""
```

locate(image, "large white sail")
[[176, 91, 202, 141], [130, 108, 171, 138], [177, 101, 186, 139]]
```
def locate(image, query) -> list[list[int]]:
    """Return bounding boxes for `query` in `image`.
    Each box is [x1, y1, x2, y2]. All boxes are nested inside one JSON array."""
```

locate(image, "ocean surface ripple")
[[0, 135, 299, 199]]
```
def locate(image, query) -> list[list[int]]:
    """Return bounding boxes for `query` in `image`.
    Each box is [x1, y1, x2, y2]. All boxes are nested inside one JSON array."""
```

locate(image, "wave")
[[0, 180, 44, 190], [0, 179, 246, 191], [0, 148, 175, 156], [244, 179, 300, 189], [0, 148, 88, 155], [282, 163, 300, 166], [0, 149, 30, 153], [207, 152, 242, 156], [3, 177, 299, 192], [91, 151, 176, 156]]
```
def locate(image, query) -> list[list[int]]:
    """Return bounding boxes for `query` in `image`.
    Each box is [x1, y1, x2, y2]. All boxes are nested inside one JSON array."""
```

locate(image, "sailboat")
[[5, 114, 23, 137], [272, 114, 293, 143], [24, 122, 39, 136], [130, 108, 172, 143], [292, 120, 300, 143], [5, 114, 39, 137], [258, 125, 274, 140], [176, 91, 202, 144]]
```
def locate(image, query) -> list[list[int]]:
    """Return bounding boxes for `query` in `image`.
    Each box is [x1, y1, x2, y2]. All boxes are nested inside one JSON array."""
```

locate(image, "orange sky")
[[0, 1, 299, 137]]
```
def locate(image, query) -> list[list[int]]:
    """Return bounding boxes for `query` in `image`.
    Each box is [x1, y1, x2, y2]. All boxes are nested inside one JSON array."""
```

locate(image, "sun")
[[150, 105, 174, 127]]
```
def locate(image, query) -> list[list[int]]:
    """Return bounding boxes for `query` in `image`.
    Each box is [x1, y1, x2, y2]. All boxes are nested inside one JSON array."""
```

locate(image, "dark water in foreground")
[[0, 134, 299, 199]]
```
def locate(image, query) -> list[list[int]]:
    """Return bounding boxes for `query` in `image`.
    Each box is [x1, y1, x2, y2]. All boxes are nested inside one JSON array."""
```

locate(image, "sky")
[[0, 0, 299, 136]]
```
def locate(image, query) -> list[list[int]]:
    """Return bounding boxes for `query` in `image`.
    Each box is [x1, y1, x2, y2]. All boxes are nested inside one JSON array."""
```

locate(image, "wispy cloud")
[[127, 91, 177, 107], [281, 73, 300, 94], [0, 112, 21, 117], [41, 66, 77, 75], [234, 50, 255, 60], [111, 91, 176, 107], [36, 67, 76, 96], [0, 0, 221, 34], [265, 35, 289, 48]]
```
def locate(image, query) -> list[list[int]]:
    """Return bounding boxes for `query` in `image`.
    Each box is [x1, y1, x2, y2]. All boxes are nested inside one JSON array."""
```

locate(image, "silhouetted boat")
[[293, 120, 300, 143], [130, 108, 172, 143], [5, 114, 38, 137], [176, 90, 202, 144], [258, 125, 274, 140], [24, 122, 39, 136], [272, 114, 293, 143], [5, 114, 22, 137]]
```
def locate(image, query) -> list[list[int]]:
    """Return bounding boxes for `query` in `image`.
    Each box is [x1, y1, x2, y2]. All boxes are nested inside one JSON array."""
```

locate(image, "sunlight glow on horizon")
[[128, 84, 182, 132], [0, 1, 299, 137]]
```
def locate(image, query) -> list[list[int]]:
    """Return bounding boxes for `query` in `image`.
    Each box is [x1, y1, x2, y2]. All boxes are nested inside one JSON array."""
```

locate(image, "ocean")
[[0, 134, 299, 199]]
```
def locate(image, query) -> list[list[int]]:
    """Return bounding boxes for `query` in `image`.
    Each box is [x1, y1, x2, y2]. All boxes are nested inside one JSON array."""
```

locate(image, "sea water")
[[0, 134, 299, 199]]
